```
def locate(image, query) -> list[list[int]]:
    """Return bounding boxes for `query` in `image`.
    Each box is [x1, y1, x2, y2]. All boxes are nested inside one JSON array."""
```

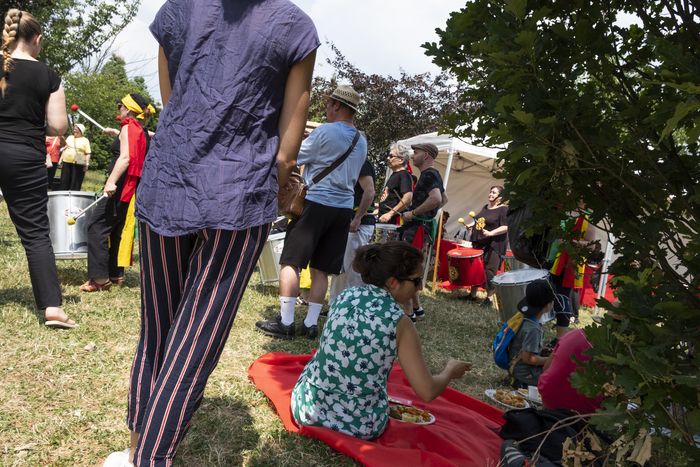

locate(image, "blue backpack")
[[493, 312, 529, 370]]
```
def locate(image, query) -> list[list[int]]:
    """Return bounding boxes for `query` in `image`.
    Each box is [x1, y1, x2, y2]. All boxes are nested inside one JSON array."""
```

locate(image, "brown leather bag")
[[278, 170, 307, 218], [278, 129, 361, 218]]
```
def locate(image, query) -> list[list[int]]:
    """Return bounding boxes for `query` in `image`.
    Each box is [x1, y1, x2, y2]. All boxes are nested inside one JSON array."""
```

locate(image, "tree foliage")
[[64, 54, 157, 170], [425, 0, 699, 462], [310, 44, 463, 173], [1, 0, 140, 74]]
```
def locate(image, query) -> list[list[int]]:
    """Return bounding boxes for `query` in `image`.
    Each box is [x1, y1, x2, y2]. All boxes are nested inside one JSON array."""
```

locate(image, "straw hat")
[[326, 85, 361, 112]]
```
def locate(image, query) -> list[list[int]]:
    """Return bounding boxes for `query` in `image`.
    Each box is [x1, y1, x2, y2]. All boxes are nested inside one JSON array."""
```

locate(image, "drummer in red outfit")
[[467, 186, 508, 307]]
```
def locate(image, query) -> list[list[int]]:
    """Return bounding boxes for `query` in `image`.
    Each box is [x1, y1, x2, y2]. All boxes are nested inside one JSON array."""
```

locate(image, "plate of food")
[[516, 387, 543, 405], [485, 389, 530, 410], [389, 403, 436, 425]]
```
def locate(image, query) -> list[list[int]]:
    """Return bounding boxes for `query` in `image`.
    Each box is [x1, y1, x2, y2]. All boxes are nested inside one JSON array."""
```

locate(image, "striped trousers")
[[128, 222, 269, 466]]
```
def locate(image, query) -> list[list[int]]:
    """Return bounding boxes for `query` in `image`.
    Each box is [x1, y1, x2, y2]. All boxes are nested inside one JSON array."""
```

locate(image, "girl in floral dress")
[[291, 241, 471, 439]]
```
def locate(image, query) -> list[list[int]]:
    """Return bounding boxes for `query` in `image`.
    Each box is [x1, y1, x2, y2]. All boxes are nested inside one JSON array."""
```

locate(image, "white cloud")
[[112, 0, 464, 103]]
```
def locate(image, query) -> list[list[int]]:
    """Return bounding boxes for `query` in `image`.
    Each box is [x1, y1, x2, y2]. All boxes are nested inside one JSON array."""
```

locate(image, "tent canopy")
[[396, 132, 504, 237]]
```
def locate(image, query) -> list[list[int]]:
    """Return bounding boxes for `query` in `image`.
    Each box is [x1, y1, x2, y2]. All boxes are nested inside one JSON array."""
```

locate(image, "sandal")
[[79, 279, 112, 292], [110, 276, 125, 286]]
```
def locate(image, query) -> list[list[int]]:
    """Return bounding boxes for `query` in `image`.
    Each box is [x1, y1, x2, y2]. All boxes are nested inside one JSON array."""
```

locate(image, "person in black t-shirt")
[[378, 143, 413, 224], [467, 185, 508, 307], [0, 9, 74, 329], [329, 159, 376, 303], [400, 143, 448, 321]]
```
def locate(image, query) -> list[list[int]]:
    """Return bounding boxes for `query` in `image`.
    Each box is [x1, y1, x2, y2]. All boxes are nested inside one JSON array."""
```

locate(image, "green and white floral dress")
[[291, 284, 405, 439]]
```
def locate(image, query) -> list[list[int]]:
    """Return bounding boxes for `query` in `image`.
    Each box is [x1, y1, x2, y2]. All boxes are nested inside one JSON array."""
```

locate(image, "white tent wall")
[[396, 132, 504, 237]]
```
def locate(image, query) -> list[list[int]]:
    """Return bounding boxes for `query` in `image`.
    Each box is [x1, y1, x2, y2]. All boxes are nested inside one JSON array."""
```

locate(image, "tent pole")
[[431, 211, 445, 290], [597, 233, 615, 307]]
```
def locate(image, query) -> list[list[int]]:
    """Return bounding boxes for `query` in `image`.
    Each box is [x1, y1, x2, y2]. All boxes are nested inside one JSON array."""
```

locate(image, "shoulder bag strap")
[[310, 129, 361, 185]]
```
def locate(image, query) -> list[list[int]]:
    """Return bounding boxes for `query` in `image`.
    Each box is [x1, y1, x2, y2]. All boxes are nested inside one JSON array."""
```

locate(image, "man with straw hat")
[[256, 84, 368, 340]]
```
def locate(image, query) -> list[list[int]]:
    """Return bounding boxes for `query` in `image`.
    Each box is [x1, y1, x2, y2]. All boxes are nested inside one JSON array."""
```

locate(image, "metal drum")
[[447, 247, 485, 287], [48, 191, 96, 260], [492, 268, 549, 322], [373, 223, 400, 244], [257, 231, 286, 283], [502, 250, 532, 272]]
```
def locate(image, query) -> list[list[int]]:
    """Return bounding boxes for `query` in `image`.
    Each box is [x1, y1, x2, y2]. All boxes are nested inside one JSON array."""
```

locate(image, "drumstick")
[[66, 193, 108, 225], [70, 104, 106, 131]]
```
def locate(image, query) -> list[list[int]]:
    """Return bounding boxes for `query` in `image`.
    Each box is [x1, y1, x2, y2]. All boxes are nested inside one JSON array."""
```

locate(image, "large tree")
[[310, 44, 463, 174], [1, 0, 140, 74], [425, 0, 699, 463]]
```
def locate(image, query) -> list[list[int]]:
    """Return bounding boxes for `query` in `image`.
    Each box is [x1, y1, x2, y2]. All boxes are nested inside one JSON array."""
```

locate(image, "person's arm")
[[396, 316, 471, 401], [440, 191, 448, 208], [103, 129, 130, 197], [83, 139, 92, 171], [484, 225, 508, 237], [349, 175, 375, 232], [520, 351, 548, 366], [103, 127, 120, 137], [379, 191, 413, 223], [45, 84, 68, 136], [276, 51, 316, 187], [157, 47, 172, 106], [401, 187, 441, 222]]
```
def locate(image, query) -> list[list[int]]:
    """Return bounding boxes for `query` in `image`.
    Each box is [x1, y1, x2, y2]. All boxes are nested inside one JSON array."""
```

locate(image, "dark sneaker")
[[409, 312, 417, 323], [255, 315, 295, 339], [300, 323, 318, 340], [480, 298, 493, 308], [413, 308, 426, 320]]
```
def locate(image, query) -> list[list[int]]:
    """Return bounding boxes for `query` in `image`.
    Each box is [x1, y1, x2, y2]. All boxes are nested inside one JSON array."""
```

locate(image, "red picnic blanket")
[[248, 352, 505, 466]]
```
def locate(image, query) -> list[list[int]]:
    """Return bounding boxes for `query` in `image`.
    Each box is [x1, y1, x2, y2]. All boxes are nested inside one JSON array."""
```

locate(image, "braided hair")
[[1, 9, 41, 95]]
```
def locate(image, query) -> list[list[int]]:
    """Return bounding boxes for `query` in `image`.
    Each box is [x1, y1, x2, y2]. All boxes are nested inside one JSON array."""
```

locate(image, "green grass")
[[0, 172, 586, 465]]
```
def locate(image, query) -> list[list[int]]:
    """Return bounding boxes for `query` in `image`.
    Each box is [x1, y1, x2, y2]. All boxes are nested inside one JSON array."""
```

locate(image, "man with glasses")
[[400, 143, 447, 321]]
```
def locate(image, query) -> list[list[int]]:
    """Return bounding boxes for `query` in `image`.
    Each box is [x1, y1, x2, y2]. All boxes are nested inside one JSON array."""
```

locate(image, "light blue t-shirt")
[[298, 122, 367, 209]]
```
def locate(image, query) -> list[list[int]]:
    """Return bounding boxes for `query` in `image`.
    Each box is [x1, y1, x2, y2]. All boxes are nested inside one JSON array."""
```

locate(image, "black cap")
[[517, 279, 555, 317]]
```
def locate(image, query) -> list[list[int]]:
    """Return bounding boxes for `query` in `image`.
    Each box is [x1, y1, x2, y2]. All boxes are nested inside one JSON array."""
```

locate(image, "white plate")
[[389, 404, 436, 425], [485, 389, 530, 410]]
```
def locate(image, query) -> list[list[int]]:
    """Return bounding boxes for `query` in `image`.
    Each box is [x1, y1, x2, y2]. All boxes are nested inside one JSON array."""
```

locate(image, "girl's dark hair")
[[352, 241, 424, 287], [490, 185, 504, 196]]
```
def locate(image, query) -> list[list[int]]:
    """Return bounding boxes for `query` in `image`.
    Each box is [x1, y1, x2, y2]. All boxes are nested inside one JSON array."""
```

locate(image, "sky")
[[111, 0, 466, 104]]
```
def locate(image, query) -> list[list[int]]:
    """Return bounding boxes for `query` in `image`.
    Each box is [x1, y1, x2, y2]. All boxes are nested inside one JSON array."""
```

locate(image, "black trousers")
[[46, 161, 58, 189], [86, 195, 129, 279], [0, 141, 62, 309], [59, 162, 85, 191]]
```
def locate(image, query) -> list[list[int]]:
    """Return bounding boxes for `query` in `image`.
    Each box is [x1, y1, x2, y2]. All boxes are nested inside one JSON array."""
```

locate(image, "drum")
[[373, 223, 400, 244], [492, 269, 549, 322], [447, 248, 485, 287], [48, 191, 96, 260], [257, 231, 286, 284]]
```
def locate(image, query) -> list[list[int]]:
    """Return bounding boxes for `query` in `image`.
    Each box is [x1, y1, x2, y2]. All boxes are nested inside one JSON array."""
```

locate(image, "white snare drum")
[[48, 191, 96, 260], [492, 269, 550, 323], [373, 223, 400, 244]]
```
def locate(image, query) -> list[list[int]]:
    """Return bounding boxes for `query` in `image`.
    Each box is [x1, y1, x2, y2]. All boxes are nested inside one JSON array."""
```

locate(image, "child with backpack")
[[507, 279, 560, 387]]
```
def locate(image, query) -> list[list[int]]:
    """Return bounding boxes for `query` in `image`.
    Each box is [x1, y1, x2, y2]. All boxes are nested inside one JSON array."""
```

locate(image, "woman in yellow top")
[[59, 123, 91, 191]]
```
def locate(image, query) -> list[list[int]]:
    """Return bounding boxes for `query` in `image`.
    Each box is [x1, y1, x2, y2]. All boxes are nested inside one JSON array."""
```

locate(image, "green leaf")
[[505, 0, 528, 20], [512, 110, 535, 126], [660, 100, 700, 142]]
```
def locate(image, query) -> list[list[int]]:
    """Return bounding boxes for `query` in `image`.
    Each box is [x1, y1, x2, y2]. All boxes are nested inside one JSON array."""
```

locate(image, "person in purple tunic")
[[103, 1, 319, 466]]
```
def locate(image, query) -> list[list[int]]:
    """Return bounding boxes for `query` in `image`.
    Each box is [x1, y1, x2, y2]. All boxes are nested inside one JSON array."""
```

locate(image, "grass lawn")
[[0, 170, 588, 466]]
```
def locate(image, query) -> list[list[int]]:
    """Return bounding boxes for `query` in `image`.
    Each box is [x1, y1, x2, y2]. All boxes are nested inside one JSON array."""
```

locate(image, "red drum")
[[447, 248, 485, 287]]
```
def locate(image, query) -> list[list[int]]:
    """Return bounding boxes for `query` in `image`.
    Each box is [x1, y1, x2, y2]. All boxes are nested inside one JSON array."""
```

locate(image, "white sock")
[[304, 302, 323, 327], [280, 296, 296, 326]]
